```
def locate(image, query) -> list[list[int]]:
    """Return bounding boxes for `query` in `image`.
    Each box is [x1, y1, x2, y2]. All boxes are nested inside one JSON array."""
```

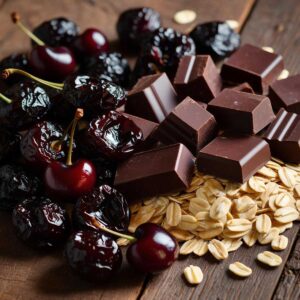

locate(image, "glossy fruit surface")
[[0, 81, 52, 130], [189, 21, 241, 60], [72, 28, 109, 57], [32, 17, 79, 47], [90, 156, 117, 185], [117, 7, 161, 50], [73, 184, 130, 233], [65, 230, 122, 281], [84, 52, 131, 88], [127, 223, 179, 273], [44, 159, 96, 201], [0, 164, 41, 210], [29, 45, 77, 81], [0, 53, 30, 84], [80, 111, 143, 160], [12, 196, 70, 248], [0, 129, 21, 162], [20, 121, 67, 170], [133, 27, 195, 80]]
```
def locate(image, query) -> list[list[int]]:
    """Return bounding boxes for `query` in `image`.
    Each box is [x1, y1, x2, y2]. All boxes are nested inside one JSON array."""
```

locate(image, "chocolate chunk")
[[263, 108, 300, 163], [208, 89, 275, 134], [196, 136, 271, 183], [115, 143, 194, 200], [221, 44, 284, 94], [125, 73, 178, 123], [174, 55, 222, 102], [231, 82, 254, 94], [153, 97, 217, 154], [269, 75, 300, 113]]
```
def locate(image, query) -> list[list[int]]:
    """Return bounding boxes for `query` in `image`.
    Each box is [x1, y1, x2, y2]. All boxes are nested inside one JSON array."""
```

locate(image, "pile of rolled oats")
[[123, 157, 300, 264]]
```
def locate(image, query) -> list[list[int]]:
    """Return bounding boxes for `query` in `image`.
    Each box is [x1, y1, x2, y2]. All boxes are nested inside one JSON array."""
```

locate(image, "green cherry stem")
[[86, 213, 137, 242], [2, 68, 64, 90], [0, 92, 12, 104], [66, 108, 84, 166], [11, 12, 45, 46]]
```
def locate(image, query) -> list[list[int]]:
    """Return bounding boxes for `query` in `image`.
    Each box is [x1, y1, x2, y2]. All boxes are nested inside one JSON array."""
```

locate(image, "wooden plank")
[[0, 0, 255, 58]]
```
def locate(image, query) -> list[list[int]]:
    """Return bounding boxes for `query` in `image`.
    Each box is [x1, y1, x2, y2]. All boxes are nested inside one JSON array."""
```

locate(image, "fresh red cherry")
[[44, 109, 96, 201], [89, 217, 179, 274], [72, 28, 109, 58], [11, 12, 76, 81]]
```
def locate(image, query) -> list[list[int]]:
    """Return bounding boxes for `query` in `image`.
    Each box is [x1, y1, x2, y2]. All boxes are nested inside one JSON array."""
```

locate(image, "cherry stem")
[[0, 92, 12, 104], [66, 108, 84, 166], [87, 213, 137, 242], [2, 68, 64, 90], [11, 12, 45, 46], [51, 119, 74, 152]]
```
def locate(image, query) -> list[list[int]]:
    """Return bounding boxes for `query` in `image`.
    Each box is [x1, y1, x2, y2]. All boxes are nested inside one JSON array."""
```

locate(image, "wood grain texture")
[[0, 0, 255, 58], [241, 0, 300, 75]]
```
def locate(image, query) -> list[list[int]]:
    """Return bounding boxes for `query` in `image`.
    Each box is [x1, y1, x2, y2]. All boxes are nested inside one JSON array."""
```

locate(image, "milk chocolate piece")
[[264, 108, 300, 163], [196, 136, 271, 183], [231, 82, 254, 94], [126, 73, 178, 123], [269, 75, 300, 113], [221, 44, 284, 94], [115, 143, 194, 200], [154, 97, 217, 154], [208, 89, 275, 134], [174, 55, 222, 102]]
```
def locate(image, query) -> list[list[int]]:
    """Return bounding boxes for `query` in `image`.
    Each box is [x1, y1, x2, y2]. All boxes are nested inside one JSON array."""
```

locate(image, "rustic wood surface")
[[1, 0, 300, 299]]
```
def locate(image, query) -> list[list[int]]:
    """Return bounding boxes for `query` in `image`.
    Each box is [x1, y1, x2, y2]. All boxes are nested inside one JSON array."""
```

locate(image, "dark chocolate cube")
[[126, 73, 178, 123], [154, 97, 217, 154], [269, 74, 300, 113], [174, 55, 222, 102], [221, 44, 284, 94], [196, 136, 271, 183], [208, 89, 275, 134], [264, 108, 300, 163]]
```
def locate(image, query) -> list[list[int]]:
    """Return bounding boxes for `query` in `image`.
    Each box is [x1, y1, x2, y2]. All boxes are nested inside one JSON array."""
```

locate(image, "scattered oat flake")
[[229, 262, 252, 277], [183, 265, 203, 285], [278, 167, 297, 188], [166, 202, 182, 226], [208, 239, 228, 260], [257, 251, 282, 267], [256, 214, 272, 234], [271, 235, 288, 251], [193, 240, 208, 256]]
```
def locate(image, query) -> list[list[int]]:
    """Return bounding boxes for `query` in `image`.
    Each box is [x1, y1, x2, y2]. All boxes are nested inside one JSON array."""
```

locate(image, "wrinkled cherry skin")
[[62, 75, 126, 118], [189, 21, 241, 60], [127, 223, 179, 273], [0, 164, 41, 211], [65, 230, 122, 282], [72, 28, 109, 58], [133, 27, 195, 80], [12, 197, 70, 248], [44, 159, 96, 202], [20, 121, 67, 171], [79, 111, 143, 160], [73, 184, 130, 233], [117, 7, 161, 51], [29, 45, 77, 81], [0, 81, 52, 130], [0, 53, 30, 84], [90, 156, 117, 185], [32, 17, 79, 47]]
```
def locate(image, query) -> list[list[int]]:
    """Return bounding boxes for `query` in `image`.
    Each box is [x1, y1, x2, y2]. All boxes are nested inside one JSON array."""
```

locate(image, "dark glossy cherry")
[[44, 159, 96, 201], [126, 223, 179, 273], [20, 121, 67, 170], [72, 28, 109, 58], [0, 164, 41, 210], [117, 7, 161, 51], [65, 230, 122, 282], [90, 156, 117, 185], [0, 129, 21, 163], [79, 111, 143, 160], [133, 27, 196, 80], [83, 52, 131, 88], [29, 45, 77, 81], [32, 17, 79, 47], [189, 21, 241, 60], [73, 184, 130, 233], [0, 53, 30, 84], [12, 196, 70, 248], [0, 81, 52, 130], [62, 75, 126, 117]]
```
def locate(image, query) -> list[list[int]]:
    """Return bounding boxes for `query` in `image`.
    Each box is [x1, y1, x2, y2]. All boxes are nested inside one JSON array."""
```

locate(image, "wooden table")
[[0, 0, 300, 299]]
